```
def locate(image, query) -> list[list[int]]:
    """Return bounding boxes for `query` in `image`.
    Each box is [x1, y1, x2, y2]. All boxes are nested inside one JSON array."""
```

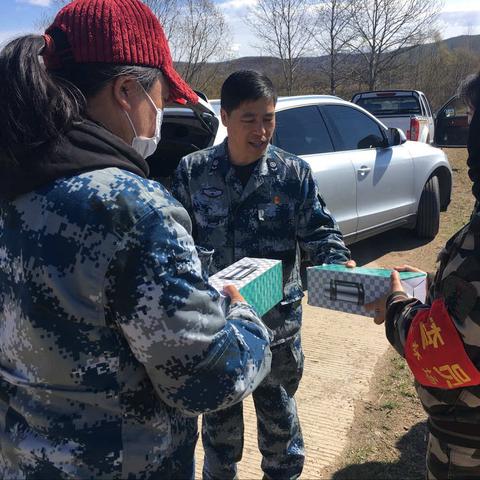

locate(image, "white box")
[[307, 264, 427, 317]]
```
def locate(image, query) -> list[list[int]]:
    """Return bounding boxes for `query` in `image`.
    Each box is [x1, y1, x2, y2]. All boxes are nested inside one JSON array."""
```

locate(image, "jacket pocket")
[[257, 202, 294, 225], [193, 196, 229, 228]]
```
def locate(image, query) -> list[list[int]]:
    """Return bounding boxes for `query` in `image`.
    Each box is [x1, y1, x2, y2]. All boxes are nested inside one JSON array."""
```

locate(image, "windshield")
[[356, 96, 421, 116]]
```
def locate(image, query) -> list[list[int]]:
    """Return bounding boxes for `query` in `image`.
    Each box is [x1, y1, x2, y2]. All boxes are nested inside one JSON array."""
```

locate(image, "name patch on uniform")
[[405, 299, 480, 389], [202, 187, 223, 198]]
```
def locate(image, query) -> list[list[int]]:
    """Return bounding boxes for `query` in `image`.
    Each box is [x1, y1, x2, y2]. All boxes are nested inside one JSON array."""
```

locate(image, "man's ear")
[[220, 108, 229, 127], [112, 76, 138, 112]]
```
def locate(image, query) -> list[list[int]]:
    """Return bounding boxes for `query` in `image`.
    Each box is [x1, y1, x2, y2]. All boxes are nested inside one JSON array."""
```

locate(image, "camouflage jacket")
[[172, 139, 350, 341], [0, 167, 271, 478], [386, 206, 480, 447]]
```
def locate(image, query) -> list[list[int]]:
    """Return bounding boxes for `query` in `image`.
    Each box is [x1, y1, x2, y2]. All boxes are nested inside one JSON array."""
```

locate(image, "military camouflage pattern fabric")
[[427, 432, 480, 479], [172, 139, 351, 343], [172, 139, 350, 480], [202, 309, 304, 480], [386, 207, 480, 477], [0, 167, 272, 479]]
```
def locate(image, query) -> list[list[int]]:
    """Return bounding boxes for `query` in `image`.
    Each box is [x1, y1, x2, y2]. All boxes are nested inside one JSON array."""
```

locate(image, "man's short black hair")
[[221, 70, 277, 114]]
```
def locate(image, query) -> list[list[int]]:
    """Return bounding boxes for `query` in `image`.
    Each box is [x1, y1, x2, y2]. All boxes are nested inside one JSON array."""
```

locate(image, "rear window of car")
[[356, 95, 421, 116], [321, 105, 386, 151], [274, 105, 334, 155]]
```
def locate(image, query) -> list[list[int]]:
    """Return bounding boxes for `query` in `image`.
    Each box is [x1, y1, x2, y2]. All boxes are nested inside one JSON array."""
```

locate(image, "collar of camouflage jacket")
[[0, 119, 149, 201], [215, 138, 279, 179]]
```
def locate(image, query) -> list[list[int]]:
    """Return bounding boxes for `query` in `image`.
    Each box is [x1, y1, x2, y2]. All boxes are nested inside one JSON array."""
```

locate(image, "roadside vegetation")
[[322, 148, 473, 479]]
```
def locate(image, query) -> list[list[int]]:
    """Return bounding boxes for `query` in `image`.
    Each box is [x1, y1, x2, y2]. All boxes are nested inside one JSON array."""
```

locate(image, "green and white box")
[[209, 257, 283, 317], [307, 264, 427, 317]]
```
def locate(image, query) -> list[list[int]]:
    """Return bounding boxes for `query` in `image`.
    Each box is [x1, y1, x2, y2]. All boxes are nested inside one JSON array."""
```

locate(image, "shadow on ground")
[[330, 421, 428, 480], [349, 229, 431, 267]]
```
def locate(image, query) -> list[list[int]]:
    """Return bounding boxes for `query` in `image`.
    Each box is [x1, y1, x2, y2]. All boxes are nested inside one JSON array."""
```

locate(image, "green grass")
[[380, 401, 399, 411]]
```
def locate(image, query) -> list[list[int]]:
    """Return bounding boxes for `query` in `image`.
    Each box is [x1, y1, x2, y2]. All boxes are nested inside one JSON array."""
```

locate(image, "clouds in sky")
[[439, 10, 480, 29], [5, 0, 480, 58], [17, 0, 52, 6], [443, 0, 480, 13], [218, 0, 256, 10], [436, 0, 480, 35]]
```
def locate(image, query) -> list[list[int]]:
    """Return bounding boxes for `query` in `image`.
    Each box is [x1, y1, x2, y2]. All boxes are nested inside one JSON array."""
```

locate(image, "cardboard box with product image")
[[209, 257, 283, 317], [307, 264, 427, 317]]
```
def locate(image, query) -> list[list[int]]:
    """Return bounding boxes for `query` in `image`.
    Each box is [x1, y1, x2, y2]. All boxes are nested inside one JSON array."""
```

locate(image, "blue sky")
[[1, 0, 480, 57]]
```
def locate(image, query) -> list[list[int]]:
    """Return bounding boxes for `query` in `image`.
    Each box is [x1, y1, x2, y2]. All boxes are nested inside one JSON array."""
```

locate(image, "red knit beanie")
[[42, 0, 198, 104]]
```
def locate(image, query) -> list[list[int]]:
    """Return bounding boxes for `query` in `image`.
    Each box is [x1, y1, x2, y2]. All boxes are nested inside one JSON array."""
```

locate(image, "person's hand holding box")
[[307, 264, 427, 318]]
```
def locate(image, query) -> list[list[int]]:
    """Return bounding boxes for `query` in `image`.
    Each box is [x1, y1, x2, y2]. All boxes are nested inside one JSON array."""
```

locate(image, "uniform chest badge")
[[268, 160, 278, 171], [273, 195, 281, 205], [202, 187, 223, 198]]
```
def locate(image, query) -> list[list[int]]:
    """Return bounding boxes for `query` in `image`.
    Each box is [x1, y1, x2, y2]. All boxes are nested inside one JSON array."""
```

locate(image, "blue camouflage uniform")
[[0, 121, 272, 479], [172, 139, 351, 480]]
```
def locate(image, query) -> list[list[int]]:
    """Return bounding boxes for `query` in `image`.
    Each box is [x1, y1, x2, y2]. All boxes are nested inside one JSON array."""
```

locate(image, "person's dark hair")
[[458, 72, 480, 110], [0, 32, 161, 159], [220, 70, 277, 114]]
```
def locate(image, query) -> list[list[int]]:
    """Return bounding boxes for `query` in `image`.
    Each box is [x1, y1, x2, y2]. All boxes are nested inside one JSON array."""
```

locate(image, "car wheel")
[[415, 176, 440, 239]]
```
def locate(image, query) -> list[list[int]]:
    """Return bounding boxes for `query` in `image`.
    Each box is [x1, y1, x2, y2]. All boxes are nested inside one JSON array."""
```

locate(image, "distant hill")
[[199, 34, 480, 74], [442, 34, 480, 51], [175, 34, 480, 104]]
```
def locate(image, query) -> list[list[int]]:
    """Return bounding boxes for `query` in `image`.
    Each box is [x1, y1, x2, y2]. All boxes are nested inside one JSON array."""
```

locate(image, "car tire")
[[415, 176, 440, 239]]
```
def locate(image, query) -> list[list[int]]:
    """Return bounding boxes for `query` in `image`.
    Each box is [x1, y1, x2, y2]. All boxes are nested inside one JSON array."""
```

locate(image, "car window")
[[438, 96, 468, 118], [356, 95, 421, 115], [321, 105, 386, 151], [274, 106, 334, 155]]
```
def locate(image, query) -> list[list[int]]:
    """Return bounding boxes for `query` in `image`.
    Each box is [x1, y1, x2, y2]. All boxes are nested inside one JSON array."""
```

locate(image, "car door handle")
[[357, 166, 371, 175]]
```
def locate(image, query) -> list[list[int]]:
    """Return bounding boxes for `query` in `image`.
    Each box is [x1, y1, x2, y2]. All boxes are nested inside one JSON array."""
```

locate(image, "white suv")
[[150, 95, 452, 243]]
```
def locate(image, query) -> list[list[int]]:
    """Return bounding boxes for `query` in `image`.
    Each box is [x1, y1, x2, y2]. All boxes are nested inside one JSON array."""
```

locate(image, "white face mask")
[[124, 85, 163, 159]]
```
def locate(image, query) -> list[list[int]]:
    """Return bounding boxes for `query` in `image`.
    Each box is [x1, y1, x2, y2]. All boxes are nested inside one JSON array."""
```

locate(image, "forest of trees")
[[52, 0, 480, 110]]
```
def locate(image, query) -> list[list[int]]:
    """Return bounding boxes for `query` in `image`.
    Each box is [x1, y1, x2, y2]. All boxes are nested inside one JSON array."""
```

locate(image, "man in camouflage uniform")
[[384, 215, 480, 479], [172, 70, 352, 480], [378, 83, 480, 479]]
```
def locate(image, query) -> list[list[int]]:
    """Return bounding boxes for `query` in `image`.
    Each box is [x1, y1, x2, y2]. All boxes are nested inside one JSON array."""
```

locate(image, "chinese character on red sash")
[[405, 299, 480, 389]]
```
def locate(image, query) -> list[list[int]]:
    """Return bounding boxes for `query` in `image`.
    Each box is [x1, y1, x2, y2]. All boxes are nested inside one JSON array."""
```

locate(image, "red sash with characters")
[[405, 299, 480, 389]]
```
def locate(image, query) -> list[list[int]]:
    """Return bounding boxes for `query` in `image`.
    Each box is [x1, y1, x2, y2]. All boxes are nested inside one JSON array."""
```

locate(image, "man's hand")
[[344, 259, 357, 268], [390, 270, 404, 293], [223, 284, 245, 305], [366, 270, 404, 325], [394, 264, 426, 275]]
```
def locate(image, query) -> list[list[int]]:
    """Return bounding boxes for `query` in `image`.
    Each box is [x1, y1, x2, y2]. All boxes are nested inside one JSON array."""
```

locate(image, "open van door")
[[434, 96, 469, 147]]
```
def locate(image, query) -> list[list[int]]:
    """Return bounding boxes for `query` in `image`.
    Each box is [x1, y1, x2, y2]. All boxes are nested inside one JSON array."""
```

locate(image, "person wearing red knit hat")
[[0, 0, 272, 478]]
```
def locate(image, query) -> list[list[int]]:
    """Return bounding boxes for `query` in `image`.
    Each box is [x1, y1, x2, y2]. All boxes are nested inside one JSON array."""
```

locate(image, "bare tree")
[[142, 0, 182, 42], [245, 0, 315, 95], [167, 0, 232, 90], [312, 0, 355, 95], [349, 0, 443, 90]]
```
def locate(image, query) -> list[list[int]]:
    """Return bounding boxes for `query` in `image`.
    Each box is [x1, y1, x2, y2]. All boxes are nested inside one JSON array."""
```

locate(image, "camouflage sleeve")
[[385, 268, 480, 359], [171, 158, 194, 217], [385, 293, 429, 357], [106, 203, 271, 416], [297, 166, 351, 265]]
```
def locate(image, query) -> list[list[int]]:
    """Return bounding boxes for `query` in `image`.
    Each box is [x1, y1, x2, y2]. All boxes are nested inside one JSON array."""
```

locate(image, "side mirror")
[[387, 127, 407, 147]]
